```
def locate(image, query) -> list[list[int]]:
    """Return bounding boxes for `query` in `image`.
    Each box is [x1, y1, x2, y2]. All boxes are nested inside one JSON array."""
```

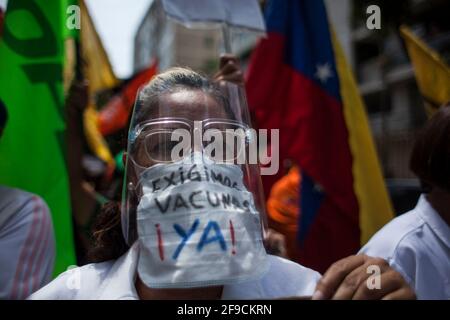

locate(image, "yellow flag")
[[80, 0, 119, 92], [84, 104, 114, 165], [331, 32, 395, 245], [79, 0, 119, 166], [400, 25, 450, 115]]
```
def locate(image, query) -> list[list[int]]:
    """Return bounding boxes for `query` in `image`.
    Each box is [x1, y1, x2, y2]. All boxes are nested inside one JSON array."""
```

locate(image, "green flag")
[[0, 0, 76, 275]]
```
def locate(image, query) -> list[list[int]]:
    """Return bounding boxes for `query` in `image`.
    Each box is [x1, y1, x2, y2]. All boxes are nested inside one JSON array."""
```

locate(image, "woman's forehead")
[[146, 90, 228, 121]]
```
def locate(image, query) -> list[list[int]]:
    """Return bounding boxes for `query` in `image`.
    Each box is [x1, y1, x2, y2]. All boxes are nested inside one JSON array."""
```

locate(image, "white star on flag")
[[315, 62, 333, 84], [314, 182, 324, 193]]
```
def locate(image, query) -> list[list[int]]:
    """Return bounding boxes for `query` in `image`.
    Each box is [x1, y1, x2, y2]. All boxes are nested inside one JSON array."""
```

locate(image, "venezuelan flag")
[[246, 0, 394, 273]]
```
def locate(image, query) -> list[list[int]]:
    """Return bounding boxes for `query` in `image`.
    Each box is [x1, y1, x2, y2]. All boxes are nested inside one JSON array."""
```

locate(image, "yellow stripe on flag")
[[80, 0, 119, 92], [84, 104, 115, 165], [79, 0, 119, 165], [331, 32, 395, 245], [400, 25, 450, 115]]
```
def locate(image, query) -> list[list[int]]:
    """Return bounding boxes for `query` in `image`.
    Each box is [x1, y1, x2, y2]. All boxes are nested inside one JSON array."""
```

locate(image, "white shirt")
[[28, 244, 321, 300], [0, 186, 55, 300], [360, 195, 450, 299]]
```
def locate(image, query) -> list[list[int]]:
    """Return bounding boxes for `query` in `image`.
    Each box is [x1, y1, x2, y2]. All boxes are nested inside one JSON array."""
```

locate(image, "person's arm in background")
[[65, 81, 98, 249], [0, 190, 55, 299]]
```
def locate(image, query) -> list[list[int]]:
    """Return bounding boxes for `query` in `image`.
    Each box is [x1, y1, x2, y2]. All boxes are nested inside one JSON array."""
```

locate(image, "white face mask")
[[136, 153, 268, 288]]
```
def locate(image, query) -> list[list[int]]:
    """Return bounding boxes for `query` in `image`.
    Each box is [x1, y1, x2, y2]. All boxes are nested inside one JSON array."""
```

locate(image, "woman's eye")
[[148, 140, 178, 158], [168, 140, 180, 149], [149, 143, 165, 155]]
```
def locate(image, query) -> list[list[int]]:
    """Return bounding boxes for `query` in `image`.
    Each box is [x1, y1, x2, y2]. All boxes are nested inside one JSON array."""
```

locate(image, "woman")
[[361, 105, 450, 299], [30, 59, 414, 300]]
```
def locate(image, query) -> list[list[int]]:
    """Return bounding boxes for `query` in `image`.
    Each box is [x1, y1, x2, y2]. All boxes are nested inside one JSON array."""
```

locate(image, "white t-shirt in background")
[[360, 195, 450, 299], [0, 186, 55, 300]]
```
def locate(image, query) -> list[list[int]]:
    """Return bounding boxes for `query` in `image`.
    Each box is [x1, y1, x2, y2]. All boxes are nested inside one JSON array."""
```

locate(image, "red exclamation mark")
[[156, 224, 164, 261], [229, 220, 236, 255]]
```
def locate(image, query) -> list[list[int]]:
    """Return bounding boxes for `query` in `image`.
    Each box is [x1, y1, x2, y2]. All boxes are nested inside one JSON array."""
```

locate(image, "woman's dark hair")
[[410, 104, 450, 193], [88, 67, 230, 262], [88, 201, 128, 262]]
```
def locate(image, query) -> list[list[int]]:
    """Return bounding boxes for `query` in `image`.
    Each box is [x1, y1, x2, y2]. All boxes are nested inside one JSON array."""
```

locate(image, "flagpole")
[[222, 23, 232, 53]]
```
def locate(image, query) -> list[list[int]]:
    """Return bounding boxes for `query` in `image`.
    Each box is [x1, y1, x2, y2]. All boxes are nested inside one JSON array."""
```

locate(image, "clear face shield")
[[121, 72, 269, 288]]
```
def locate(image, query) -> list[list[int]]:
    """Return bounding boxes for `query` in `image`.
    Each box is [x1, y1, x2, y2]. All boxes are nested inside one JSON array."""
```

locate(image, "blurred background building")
[[134, 0, 221, 74], [134, 0, 260, 75], [328, 0, 450, 213], [133, 0, 450, 214]]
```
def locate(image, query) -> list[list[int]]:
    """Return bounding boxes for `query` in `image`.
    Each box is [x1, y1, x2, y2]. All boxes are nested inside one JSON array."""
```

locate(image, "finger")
[[331, 264, 370, 300], [264, 231, 278, 249], [313, 255, 366, 300], [353, 269, 402, 300], [214, 59, 238, 79], [269, 236, 285, 253], [275, 238, 288, 258], [219, 54, 239, 68], [263, 230, 285, 256], [382, 287, 416, 300], [219, 60, 240, 77], [214, 56, 240, 79], [263, 228, 274, 241], [331, 257, 390, 300]]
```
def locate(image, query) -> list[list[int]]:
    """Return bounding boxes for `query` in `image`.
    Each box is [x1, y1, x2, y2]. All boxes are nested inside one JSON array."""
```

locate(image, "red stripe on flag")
[[246, 32, 360, 273]]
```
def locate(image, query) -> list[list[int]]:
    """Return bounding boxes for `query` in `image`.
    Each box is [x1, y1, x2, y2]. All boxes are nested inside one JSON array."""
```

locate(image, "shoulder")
[[0, 187, 51, 230], [28, 260, 115, 300], [360, 205, 433, 286], [0, 186, 42, 210], [360, 208, 425, 261]]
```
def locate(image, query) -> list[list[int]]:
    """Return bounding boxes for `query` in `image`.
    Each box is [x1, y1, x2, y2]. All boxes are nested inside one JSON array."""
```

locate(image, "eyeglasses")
[[130, 118, 250, 167]]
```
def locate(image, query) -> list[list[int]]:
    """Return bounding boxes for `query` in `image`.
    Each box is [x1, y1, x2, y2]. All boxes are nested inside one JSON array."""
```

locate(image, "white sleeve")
[[0, 195, 56, 299], [28, 270, 78, 300], [360, 231, 416, 289], [262, 255, 322, 298]]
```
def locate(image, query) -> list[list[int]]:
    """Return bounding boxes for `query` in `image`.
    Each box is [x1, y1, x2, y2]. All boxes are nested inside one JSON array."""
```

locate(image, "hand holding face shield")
[[121, 67, 269, 288]]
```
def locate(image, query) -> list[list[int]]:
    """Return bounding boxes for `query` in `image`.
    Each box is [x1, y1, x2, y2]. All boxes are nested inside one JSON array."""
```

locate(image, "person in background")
[[0, 99, 56, 299], [361, 104, 450, 299], [266, 165, 300, 260], [65, 78, 125, 263]]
